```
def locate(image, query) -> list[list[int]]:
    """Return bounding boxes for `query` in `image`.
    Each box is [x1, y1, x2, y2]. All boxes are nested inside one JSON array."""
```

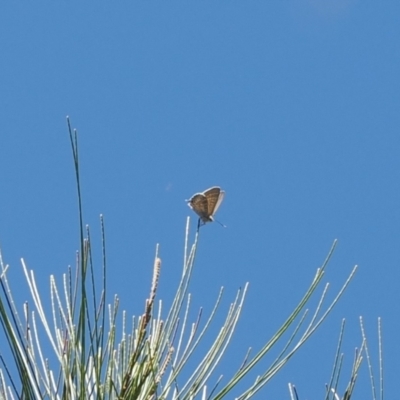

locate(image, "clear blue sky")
[[0, 2, 399, 398]]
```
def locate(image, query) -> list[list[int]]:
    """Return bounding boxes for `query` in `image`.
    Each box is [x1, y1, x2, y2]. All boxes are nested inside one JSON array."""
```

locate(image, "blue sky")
[[0, 1, 399, 398]]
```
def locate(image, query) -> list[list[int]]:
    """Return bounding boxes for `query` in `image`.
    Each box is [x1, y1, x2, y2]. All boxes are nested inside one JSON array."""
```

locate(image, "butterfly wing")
[[212, 189, 225, 216], [204, 187, 225, 220], [188, 193, 210, 222]]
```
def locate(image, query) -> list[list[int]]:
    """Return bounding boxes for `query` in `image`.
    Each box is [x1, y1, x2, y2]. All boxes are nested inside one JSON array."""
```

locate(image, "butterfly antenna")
[[214, 219, 227, 228]]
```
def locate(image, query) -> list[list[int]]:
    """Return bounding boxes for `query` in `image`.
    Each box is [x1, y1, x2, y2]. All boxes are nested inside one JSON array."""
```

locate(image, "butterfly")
[[187, 186, 225, 226]]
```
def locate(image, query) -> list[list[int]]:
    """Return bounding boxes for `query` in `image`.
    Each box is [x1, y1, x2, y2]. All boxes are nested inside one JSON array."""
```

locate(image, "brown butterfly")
[[187, 186, 225, 226]]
